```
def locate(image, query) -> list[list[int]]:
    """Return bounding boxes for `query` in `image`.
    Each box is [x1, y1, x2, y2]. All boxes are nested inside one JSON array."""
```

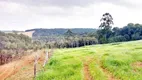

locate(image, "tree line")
[[96, 13, 142, 44], [33, 29, 98, 48]]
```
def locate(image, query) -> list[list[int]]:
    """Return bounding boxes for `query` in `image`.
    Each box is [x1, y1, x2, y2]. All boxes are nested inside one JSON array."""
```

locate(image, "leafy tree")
[[99, 13, 113, 30], [108, 23, 142, 43], [97, 13, 114, 43]]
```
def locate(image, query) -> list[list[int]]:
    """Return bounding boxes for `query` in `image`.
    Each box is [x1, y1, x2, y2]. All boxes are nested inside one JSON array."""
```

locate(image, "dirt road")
[[0, 50, 45, 80]]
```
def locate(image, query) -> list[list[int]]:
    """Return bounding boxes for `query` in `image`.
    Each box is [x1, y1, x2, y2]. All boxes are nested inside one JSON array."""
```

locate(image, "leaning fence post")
[[34, 53, 38, 80]]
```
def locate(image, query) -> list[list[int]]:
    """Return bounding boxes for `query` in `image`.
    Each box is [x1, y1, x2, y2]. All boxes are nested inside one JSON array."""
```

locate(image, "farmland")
[[37, 40, 142, 80], [1, 1, 142, 80]]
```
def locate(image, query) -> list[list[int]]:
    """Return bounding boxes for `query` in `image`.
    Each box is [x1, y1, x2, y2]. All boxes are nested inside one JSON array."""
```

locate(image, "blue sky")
[[0, 0, 142, 30]]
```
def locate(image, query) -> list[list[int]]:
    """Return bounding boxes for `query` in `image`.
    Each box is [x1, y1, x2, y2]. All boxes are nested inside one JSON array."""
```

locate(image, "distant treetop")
[[99, 13, 113, 30], [64, 29, 75, 37]]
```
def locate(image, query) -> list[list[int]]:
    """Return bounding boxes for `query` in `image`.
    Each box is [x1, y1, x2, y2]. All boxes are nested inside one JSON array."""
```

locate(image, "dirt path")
[[0, 50, 45, 80], [83, 57, 93, 80], [100, 66, 116, 80], [83, 56, 118, 80], [97, 58, 118, 80]]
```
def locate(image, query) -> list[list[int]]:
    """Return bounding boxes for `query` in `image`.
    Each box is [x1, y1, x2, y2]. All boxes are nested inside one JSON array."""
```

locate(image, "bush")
[[108, 36, 127, 42]]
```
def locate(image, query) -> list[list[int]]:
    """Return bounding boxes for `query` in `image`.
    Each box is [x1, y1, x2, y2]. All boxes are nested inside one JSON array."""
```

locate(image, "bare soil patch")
[[0, 50, 45, 80], [132, 62, 142, 68], [83, 57, 93, 80]]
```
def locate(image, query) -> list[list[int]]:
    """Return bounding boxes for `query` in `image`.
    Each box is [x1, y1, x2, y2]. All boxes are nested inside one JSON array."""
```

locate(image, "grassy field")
[[37, 40, 142, 80]]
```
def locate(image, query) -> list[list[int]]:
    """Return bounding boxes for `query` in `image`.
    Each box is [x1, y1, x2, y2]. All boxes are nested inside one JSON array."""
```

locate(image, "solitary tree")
[[99, 13, 113, 30], [97, 13, 114, 43]]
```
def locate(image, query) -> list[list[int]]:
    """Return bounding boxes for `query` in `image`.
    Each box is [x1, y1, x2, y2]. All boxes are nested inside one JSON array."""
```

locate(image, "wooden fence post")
[[34, 53, 38, 80], [43, 50, 48, 67]]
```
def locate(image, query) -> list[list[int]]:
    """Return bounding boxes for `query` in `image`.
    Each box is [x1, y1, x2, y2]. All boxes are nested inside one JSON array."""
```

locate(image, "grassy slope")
[[37, 40, 142, 80]]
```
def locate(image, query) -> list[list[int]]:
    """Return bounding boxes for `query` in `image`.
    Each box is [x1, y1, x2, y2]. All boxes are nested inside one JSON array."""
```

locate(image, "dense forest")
[[26, 28, 96, 37], [33, 29, 98, 48], [96, 23, 142, 44], [96, 13, 142, 44], [109, 23, 142, 42]]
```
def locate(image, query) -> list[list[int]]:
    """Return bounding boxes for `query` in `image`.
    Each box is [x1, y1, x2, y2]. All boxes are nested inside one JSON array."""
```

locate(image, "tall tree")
[[99, 13, 113, 30], [97, 13, 114, 43]]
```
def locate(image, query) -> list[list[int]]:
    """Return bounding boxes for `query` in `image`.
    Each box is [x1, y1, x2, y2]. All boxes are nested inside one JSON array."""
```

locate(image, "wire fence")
[[0, 49, 54, 80]]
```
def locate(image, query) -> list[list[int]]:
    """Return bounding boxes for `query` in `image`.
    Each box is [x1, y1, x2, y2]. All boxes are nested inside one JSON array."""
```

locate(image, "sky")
[[0, 0, 142, 31]]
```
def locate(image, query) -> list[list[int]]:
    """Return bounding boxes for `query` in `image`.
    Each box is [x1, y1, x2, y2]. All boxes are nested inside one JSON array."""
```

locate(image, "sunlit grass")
[[37, 40, 142, 80], [36, 48, 94, 80]]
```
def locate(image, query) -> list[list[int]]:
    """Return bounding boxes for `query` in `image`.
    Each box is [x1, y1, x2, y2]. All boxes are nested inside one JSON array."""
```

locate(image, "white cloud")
[[0, 0, 142, 30], [126, 0, 142, 8]]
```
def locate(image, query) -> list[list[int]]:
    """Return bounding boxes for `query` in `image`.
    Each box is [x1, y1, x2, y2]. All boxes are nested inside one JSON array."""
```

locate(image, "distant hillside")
[[25, 28, 96, 37], [0, 31, 33, 50], [2, 31, 34, 38], [18, 31, 35, 38]]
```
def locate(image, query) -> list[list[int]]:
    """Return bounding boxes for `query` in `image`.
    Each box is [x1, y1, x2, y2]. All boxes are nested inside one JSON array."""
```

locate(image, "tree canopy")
[[99, 13, 113, 30]]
